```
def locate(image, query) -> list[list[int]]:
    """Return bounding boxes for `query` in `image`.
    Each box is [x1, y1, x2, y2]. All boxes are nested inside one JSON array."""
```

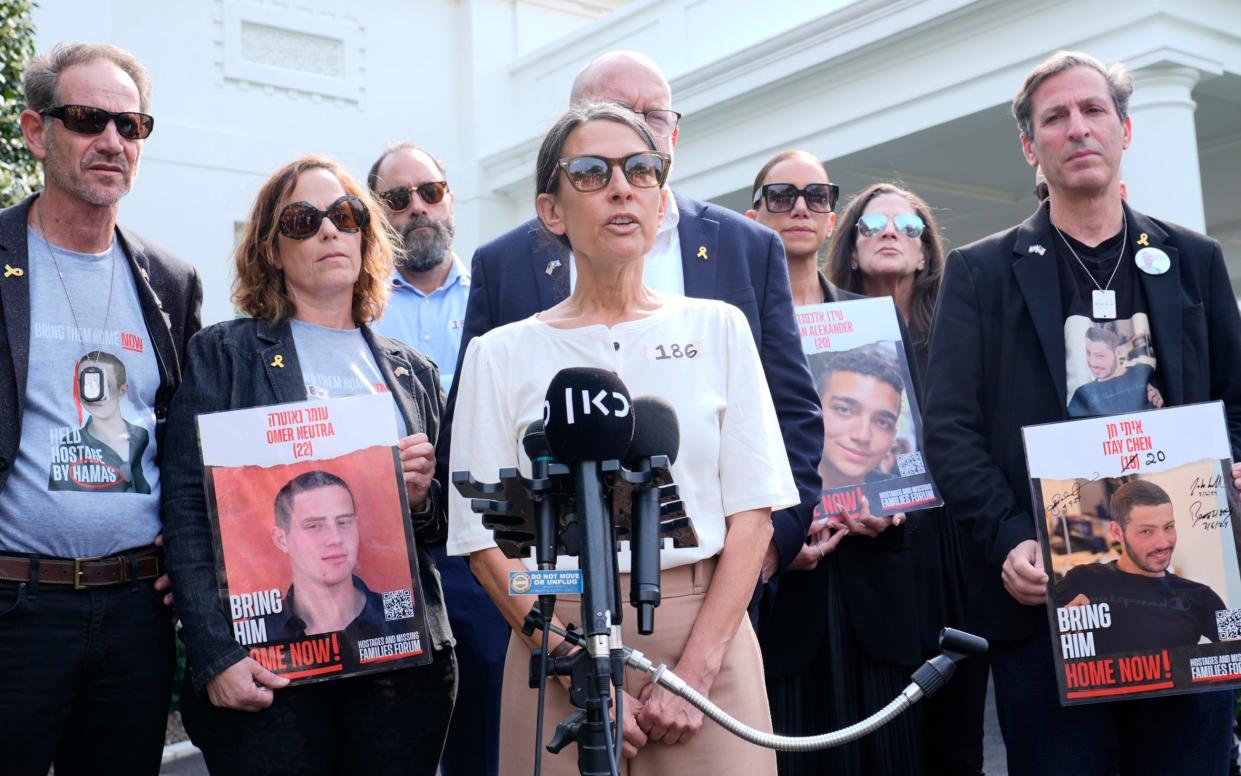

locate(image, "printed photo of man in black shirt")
[[264, 470, 401, 644], [1054, 479, 1225, 654], [1067, 323, 1163, 417]]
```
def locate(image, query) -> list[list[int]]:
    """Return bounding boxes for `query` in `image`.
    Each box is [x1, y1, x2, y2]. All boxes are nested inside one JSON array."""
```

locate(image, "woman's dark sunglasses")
[[40, 104, 155, 140], [556, 152, 671, 193], [753, 183, 840, 214], [856, 212, 925, 239], [377, 181, 449, 211], [278, 196, 369, 240]]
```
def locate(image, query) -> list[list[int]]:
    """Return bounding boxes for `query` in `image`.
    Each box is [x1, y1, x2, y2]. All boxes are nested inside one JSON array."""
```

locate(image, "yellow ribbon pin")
[[1137, 233, 1149, 247], [270, 355, 285, 368], [697, 246, 708, 260], [3, 264, 24, 278]]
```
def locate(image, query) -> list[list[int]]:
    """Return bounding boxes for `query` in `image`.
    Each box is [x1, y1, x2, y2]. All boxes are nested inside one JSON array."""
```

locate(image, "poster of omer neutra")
[[1023, 401, 1241, 705], [197, 393, 431, 684]]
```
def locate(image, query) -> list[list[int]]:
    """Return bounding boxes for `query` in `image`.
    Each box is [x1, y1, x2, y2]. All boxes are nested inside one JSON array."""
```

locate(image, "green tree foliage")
[[0, 0, 38, 207]]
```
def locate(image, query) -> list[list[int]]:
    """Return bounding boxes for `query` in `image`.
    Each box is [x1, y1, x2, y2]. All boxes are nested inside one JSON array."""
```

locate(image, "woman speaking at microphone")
[[448, 103, 798, 775]]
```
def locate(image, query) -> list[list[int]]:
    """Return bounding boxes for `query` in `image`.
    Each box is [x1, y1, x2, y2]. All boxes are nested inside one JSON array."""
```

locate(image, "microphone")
[[542, 368, 633, 463], [626, 397, 680, 635], [523, 420, 559, 570], [543, 368, 633, 642]]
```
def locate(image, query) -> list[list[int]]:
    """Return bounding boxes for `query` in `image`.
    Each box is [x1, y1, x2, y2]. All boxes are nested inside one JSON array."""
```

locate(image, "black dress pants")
[[182, 646, 456, 776], [0, 577, 175, 776]]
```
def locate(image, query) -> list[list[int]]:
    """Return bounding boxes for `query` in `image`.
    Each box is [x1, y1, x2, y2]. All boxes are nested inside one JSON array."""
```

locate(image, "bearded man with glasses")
[[366, 141, 511, 776], [441, 51, 823, 620], [0, 42, 202, 775]]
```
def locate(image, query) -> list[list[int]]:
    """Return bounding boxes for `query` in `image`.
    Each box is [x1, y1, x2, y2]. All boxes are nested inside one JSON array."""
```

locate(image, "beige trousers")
[[498, 558, 777, 776]]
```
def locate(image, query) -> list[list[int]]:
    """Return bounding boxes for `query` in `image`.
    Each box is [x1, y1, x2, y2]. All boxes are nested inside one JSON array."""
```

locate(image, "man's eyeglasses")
[[753, 183, 840, 214], [377, 181, 449, 212], [278, 195, 369, 240], [627, 107, 681, 138], [40, 104, 155, 140], [556, 152, 670, 193], [856, 212, 925, 239]]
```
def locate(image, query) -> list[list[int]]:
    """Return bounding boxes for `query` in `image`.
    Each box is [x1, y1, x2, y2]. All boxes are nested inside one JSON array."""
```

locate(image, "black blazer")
[[439, 192, 824, 570], [923, 202, 1241, 643], [0, 194, 202, 495], [161, 318, 453, 689]]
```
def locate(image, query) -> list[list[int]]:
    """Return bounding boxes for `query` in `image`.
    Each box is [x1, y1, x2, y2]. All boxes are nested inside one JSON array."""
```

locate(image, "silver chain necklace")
[[36, 199, 117, 338], [1052, 216, 1127, 321]]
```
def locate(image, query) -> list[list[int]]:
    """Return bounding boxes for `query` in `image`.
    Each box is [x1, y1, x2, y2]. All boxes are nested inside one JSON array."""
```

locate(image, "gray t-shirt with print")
[[0, 229, 162, 557], [290, 320, 409, 437]]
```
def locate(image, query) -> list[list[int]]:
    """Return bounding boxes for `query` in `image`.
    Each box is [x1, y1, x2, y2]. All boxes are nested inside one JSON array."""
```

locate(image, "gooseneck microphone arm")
[[536, 617, 989, 752]]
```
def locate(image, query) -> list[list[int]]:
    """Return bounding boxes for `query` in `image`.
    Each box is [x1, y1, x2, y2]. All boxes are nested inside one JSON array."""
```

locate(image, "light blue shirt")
[[372, 257, 470, 392]]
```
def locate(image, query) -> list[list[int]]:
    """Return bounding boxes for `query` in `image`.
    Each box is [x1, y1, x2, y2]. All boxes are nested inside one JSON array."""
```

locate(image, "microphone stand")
[[565, 458, 622, 776], [456, 456, 694, 776]]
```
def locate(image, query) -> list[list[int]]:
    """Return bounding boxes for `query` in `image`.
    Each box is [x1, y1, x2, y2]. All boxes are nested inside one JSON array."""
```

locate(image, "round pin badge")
[[511, 571, 532, 595], [1135, 246, 1170, 275]]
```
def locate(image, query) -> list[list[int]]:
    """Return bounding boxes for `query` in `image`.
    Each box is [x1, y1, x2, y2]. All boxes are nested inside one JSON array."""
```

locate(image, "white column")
[[1122, 64, 1204, 232]]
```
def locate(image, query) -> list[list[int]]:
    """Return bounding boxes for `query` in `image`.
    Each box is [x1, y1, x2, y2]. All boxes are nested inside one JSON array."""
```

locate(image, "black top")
[[1054, 561, 1224, 653], [1055, 219, 1162, 418], [268, 575, 398, 643]]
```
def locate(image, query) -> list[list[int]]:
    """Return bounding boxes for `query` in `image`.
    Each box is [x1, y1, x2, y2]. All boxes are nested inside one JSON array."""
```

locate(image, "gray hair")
[[24, 42, 152, 115], [367, 141, 448, 192], [534, 101, 659, 250], [1012, 51, 1133, 140]]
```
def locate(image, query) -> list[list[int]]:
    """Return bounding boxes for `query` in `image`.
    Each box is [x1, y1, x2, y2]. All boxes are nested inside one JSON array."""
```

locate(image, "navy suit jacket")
[[923, 202, 1241, 643], [439, 192, 823, 571]]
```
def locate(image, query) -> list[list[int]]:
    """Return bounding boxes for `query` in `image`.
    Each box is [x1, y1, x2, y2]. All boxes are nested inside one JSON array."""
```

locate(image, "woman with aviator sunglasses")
[[827, 183, 943, 368], [822, 183, 984, 776], [161, 155, 455, 776], [448, 102, 796, 775]]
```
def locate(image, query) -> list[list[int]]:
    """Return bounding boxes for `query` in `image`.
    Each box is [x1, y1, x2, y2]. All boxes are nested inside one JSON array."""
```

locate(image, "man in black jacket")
[[0, 43, 201, 775], [924, 50, 1241, 776]]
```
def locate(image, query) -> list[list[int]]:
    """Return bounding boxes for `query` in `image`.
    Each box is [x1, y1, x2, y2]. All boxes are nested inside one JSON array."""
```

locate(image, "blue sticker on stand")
[[508, 569, 585, 596]]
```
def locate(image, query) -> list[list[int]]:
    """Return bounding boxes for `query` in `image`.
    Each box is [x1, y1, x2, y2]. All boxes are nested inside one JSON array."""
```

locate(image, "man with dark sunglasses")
[[923, 50, 1241, 776], [367, 141, 508, 776], [440, 50, 823, 657], [0, 43, 201, 775], [368, 142, 467, 393]]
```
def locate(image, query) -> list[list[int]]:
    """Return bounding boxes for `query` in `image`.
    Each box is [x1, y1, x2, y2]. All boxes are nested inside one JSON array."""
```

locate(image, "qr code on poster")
[[383, 589, 416, 622], [1216, 608, 1241, 641], [897, 452, 926, 477]]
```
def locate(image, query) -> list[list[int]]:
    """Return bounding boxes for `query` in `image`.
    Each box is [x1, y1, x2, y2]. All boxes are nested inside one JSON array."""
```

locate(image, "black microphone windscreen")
[[627, 396, 680, 465], [522, 419, 553, 462], [543, 367, 634, 462]]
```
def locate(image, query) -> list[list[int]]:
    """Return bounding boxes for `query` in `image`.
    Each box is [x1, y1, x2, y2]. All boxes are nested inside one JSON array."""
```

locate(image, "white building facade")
[[34, 0, 1241, 324]]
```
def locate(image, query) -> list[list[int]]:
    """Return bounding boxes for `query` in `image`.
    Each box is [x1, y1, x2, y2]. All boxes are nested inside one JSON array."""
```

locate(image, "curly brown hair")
[[232, 155, 396, 325]]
